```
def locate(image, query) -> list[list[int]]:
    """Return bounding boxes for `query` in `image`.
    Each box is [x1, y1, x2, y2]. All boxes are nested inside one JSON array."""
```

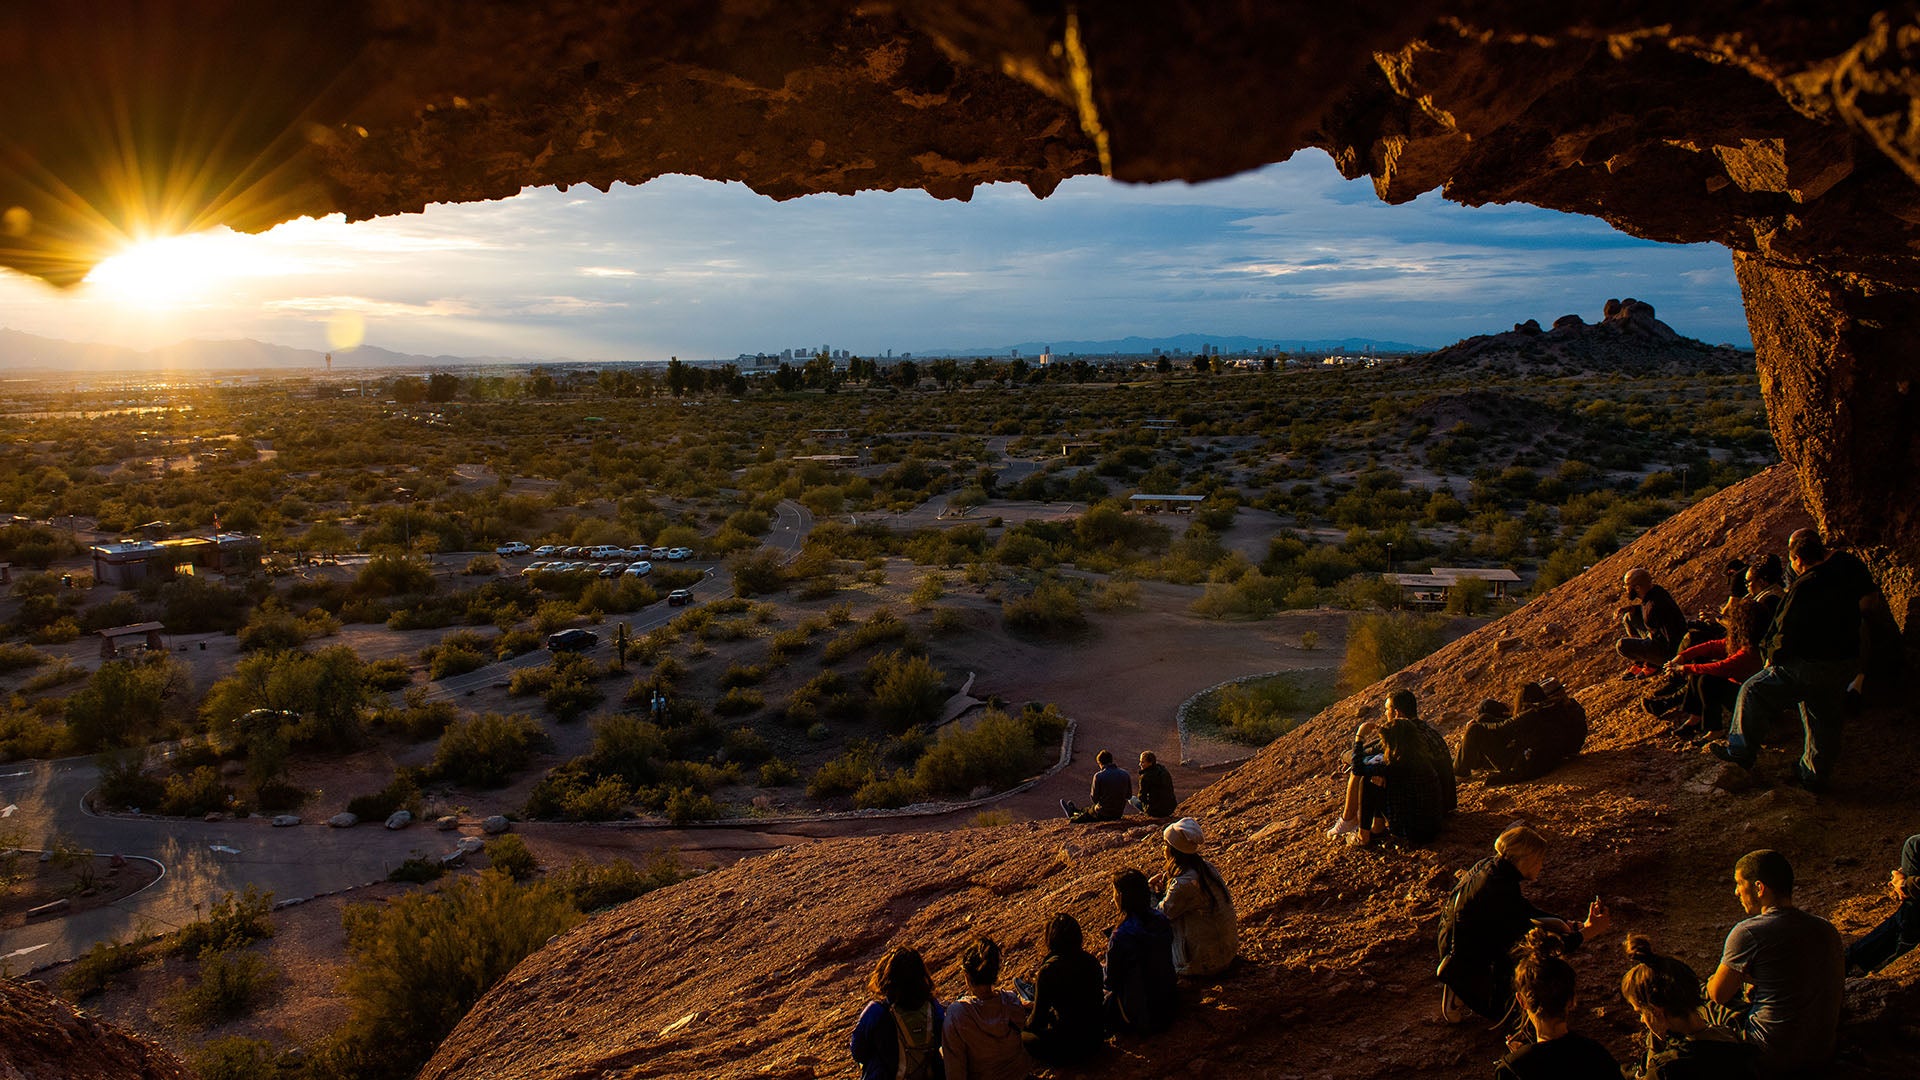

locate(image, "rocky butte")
[[0, 3, 1915, 1077]]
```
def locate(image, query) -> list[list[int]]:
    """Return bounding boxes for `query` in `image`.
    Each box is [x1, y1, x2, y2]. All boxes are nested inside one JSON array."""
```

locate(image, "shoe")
[[1621, 665, 1656, 681], [1326, 817, 1359, 838], [1344, 829, 1370, 847], [1059, 799, 1076, 818], [1669, 721, 1703, 740], [1439, 986, 1469, 1024], [1642, 696, 1677, 718], [1788, 765, 1828, 794], [1709, 743, 1755, 769]]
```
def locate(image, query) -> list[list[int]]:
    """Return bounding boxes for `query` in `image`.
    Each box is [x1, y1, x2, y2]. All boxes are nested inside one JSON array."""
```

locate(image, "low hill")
[[424, 462, 1918, 1080], [0, 976, 191, 1079], [1416, 299, 1753, 377]]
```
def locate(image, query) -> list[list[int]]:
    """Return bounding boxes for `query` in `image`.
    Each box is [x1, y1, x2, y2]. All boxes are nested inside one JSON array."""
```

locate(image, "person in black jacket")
[[1102, 868, 1177, 1034], [1438, 825, 1611, 1023], [1063, 749, 1132, 822], [1453, 680, 1588, 785], [1494, 930, 1623, 1080], [1021, 912, 1105, 1066], [1616, 567, 1689, 672], [1135, 751, 1177, 818]]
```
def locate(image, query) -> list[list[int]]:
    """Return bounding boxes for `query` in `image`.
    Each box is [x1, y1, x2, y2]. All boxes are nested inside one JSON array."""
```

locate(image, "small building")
[[1429, 567, 1523, 599], [1127, 493, 1205, 512], [92, 540, 171, 587], [97, 621, 166, 659], [1386, 567, 1525, 608], [92, 532, 263, 589]]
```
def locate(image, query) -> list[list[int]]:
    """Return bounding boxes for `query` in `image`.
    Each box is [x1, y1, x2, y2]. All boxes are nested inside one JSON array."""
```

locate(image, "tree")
[[1337, 611, 1448, 693], [527, 367, 557, 398], [773, 362, 801, 392], [426, 372, 460, 402], [666, 358, 689, 396], [1156, 355, 1172, 373], [66, 658, 183, 751], [893, 359, 919, 388]]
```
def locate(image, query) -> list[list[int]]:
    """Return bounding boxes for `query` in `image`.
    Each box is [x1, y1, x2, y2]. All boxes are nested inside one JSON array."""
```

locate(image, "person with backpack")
[[852, 945, 946, 1080], [1493, 929, 1623, 1080], [1619, 934, 1758, 1080], [1152, 817, 1238, 977], [940, 936, 1033, 1080], [1436, 825, 1611, 1024], [1103, 868, 1178, 1035], [1020, 913, 1104, 1068], [1451, 680, 1587, 785]]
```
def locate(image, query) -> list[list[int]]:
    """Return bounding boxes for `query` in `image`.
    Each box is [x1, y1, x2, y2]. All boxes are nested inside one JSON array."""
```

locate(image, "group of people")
[[1060, 748, 1177, 822], [852, 817, 1238, 1079], [1614, 528, 1897, 792]]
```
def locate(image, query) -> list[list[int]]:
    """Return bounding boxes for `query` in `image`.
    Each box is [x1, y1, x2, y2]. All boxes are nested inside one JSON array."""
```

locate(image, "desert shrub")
[[423, 630, 492, 680], [363, 657, 415, 691], [1329, 572, 1402, 611], [29, 617, 81, 644], [718, 662, 766, 689], [0, 706, 66, 762], [1300, 629, 1321, 650], [727, 548, 788, 597], [714, 687, 765, 716], [928, 606, 968, 635], [335, 871, 579, 1077], [970, 809, 1014, 828], [60, 935, 151, 998], [1445, 576, 1493, 616], [485, 833, 538, 881], [532, 773, 632, 821], [156, 577, 250, 633], [664, 787, 722, 823], [172, 886, 276, 956], [1205, 674, 1337, 744], [63, 657, 182, 751], [346, 775, 423, 821], [1190, 569, 1289, 619], [853, 770, 924, 809], [387, 856, 448, 885], [821, 607, 910, 662], [807, 741, 880, 798], [464, 555, 502, 576], [191, 1037, 278, 1080], [22, 658, 88, 692], [1338, 610, 1450, 693], [766, 625, 816, 661], [166, 949, 278, 1028], [432, 712, 548, 788], [161, 766, 238, 817], [868, 650, 946, 731], [236, 601, 309, 652], [1001, 580, 1087, 638], [578, 576, 659, 614], [758, 757, 800, 786], [908, 574, 945, 609], [1090, 579, 1143, 612], [355, 554, 435, 597], [495, 628, 542, 658], [549, 853, 691, 913], [531, 600, 581, 634], [914, 705, 1066, 797], [370, 690, 460, 741], [0, 642, 50, 672]]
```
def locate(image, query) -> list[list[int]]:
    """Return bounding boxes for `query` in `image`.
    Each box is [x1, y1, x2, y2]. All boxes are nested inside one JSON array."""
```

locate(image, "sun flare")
[[82, 230, 253, 308]]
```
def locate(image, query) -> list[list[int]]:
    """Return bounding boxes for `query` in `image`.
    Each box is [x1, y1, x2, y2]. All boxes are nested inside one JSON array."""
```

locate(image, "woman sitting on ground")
[[1153, 817, 1238, 978], [941, 936, 1032, 1080], [1494, 929, 1622, 1080], [1619, 934, 1757, 1080], [1847, 834, 1920, 976], [1329, 696, 1444, 846], [1650, 597, 1768, 738], [1022, 913, 1105, 1067], [1103, 868, 1178, 1035], [851, 946, 945, 1080]]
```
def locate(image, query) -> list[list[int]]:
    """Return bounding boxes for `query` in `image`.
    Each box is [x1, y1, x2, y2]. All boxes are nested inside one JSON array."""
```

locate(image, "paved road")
[[1, 502, 819, 969]]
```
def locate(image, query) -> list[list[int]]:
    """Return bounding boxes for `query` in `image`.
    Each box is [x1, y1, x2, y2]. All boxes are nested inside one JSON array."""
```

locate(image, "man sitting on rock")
[[1847, 834, 1920, 976], [1706, 849, 1844, 1076], [1451, 679, 1588, 785], [1614, 567, 1688, 675], [1134, 750, 1177, 818], [1061, 749, 1131, 823]]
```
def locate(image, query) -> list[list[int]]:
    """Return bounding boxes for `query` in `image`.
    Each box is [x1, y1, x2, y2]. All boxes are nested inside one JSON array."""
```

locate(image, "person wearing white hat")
[[1152, 816, 1238, 978]]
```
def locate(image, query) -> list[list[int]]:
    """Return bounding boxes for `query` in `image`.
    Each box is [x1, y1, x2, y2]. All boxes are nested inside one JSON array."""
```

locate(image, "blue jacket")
[[1104, 911, 1176, 1033], [852, 998, 946, 1080]]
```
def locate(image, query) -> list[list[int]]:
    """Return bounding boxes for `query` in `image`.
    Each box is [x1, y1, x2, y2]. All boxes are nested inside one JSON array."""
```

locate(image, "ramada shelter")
[[1385, 566, 1524, 608]]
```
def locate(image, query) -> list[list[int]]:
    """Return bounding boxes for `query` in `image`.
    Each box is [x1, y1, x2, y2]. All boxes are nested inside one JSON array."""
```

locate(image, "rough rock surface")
[[426, 464, 1920, 1080], [0, 976, 192, 1079], [2, 4, 1912, 624], [1420, 298, 1752, 376]]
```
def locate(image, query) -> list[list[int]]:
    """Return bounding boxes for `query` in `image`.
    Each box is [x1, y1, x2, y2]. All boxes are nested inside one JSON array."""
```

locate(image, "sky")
[[0, 150, 1751, 362]]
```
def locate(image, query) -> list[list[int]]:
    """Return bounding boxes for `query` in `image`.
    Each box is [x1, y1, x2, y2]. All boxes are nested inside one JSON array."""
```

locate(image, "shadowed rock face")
[[0, 2, 1914, 619], [0, 977, 193, 1079]]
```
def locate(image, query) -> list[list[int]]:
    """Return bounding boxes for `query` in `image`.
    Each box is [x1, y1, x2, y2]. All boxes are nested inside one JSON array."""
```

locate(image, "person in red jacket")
[[1646, 598, 1768, 739]]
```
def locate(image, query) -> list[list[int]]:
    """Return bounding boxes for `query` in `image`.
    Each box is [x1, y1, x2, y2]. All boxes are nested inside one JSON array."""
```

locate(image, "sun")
[[81, 231, 244, 308]]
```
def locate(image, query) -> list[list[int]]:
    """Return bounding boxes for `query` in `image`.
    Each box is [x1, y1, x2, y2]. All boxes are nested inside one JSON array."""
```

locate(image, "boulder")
[[435, 815, 460, 831], [456, 836, 486, 854], [328, 812, 359, 828], [385, 810, 413, 830], [482, 815, 511, 834], [271, 815, 301, 827]]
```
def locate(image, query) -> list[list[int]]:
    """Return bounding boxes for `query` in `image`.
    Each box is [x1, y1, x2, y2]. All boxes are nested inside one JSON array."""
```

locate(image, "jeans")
[[1846, 899, 1920, 974], [1727, 659, 1855, 785]]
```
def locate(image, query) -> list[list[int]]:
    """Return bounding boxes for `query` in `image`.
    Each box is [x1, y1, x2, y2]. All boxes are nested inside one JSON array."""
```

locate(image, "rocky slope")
[[1418, 299, 1754, 377], [0, 976, 192, 1079], [426, 463, 1919, 1080]]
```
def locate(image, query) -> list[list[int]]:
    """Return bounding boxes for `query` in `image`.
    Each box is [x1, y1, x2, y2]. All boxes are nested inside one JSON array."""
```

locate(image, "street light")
[[1385, 542, 1394, 575]]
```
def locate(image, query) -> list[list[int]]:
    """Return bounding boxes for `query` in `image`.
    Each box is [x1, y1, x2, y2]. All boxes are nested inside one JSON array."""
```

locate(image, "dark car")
[[546, 628, 599, 652], [667, 589, 694, 607]]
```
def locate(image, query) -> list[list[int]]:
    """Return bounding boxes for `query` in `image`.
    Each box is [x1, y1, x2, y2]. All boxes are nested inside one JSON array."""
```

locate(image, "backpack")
[[890, 1002, 940, 1080], [1435, 856, 1494, 965]]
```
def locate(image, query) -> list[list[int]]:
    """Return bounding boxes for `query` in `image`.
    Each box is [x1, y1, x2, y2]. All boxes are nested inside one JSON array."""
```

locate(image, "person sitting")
[[1153, 817, 1238, 978], [1493, 929, 1622, 1080], [1062, 749, 1132, 822], [1705, 850, 1844, 1075], [1743, 555, 1786, 629], [1400, 690, 1458, 814], [1615, 567, 1689, 674], [1846, 834, 1920, 976], [852, 946, 946, 1080], [1620, 934, 1758, 1080], [1437, 825, 1611, 1024], [1648, 597, 1768, 739], [1452, 680, 1587, 785], [1328, 702, 1444, 847], [1102, 868, 1177, 1035], [1021, 913, 1105, 1068], [1135, 750, 1178, 818], [941, 936, 1032, 1080]]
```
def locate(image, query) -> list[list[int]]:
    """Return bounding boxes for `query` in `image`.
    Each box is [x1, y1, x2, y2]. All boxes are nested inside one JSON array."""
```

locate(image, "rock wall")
[[0, 977, 192, 1079], [1, 3, 1916, 620]]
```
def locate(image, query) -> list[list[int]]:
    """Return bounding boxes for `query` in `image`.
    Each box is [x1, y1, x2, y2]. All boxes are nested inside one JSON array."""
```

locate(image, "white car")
[[623, 561, 653, 577], [623, 546, 650, 560], [496, 542, 530, 556], [533, 545, 559, 557], [667, 547, 693, 561]]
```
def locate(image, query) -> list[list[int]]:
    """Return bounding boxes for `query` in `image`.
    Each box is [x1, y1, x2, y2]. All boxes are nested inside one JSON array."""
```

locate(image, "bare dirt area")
[[422, 464, 1920, 1080], [0, 854, 163, 933]]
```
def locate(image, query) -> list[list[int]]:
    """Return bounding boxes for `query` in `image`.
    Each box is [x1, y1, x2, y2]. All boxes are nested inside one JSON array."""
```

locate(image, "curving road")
[[0, 502, 819, 970]]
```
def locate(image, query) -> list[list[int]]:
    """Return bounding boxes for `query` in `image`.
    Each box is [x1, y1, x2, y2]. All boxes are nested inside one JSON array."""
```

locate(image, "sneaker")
[[1709, 743, 1755, 769], [1622, 665, 1656, 681], [1326, 817, 1359, 838], [1344, 828, 1370, 847], [1440, 986, 1469, 1024], [1060, 799, 1076, 818]]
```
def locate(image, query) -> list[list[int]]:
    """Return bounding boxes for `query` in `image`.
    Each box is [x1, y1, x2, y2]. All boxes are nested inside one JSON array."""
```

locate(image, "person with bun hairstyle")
[[1494, 929, 1622, 1080], [852, 946, 946, 1080], [940, 936, 1032, 1080], [1152, 816, 1238, 978], [1620, 935, 1757, 1080], [1021, 913, 1104, 1067]]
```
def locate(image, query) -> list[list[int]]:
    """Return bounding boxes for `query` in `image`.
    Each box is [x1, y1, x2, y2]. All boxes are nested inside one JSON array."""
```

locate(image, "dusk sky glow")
[[0, 150, 1750, 363]]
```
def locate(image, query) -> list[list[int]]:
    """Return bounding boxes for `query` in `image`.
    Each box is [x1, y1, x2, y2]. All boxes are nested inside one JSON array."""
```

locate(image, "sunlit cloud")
[[579, 266, 638, 278], [265, 295, 479, 318]]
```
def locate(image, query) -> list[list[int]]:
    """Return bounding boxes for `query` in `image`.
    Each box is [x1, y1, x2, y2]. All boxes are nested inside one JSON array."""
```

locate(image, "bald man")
[[1614, 567, 1687, 672]]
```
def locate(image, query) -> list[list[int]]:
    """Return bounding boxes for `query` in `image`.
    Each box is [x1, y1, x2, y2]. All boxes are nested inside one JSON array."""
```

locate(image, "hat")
[[1517, 682, 1550, 708], [1902, 835, 1920, 878], [1163, 817, 1203, 854]]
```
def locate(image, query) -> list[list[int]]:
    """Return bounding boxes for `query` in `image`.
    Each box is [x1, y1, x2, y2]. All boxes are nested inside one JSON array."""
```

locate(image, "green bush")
[[387, 856, 448, 885], [807, 742, 879, 798], [868, 650, 947, 731], [165, 949, 278, 1028], [191, 1037, 279, 1080], [549, 853, 691, 913], [758, 758, 800, 786], [1338, 610, 1450, 693], [363, 657, 415, 691], [853, 770, 924, 809], [0, 706, 67, 762], [161, 766, 238, 817], [370, 692, 459, 741], [1002, 580, 1087, 638], [431, 712, 549, 788], [59, 935, 151, 998], [0, 642, 50, 673], [172, 886, 275, 956], [714, 687, 764, 716], [346, 775, 423, 821], [914, 706, 1065, 796], [664, 786, 722, 823], [64, 657, 183, 752], [356, 554, 434, 598], [486, 833, 538, 881]]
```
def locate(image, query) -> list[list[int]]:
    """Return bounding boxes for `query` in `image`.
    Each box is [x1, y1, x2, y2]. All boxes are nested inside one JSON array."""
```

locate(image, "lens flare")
[[327, 310, 366, 350]]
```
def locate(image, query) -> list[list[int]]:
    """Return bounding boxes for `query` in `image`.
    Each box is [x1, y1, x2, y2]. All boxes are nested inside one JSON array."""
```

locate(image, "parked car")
[[599, 563, 626, 577], [547, 628, 599, 652], [623, 560, 653, 577], [667, 547, 693, 561], [533, 544, 559, 557], [623, 547, 650, 560], [520, 562, 549, 576], [667, 589, 694, 607], [495, 541, 530, 556], [563, 546, 585, 558]]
